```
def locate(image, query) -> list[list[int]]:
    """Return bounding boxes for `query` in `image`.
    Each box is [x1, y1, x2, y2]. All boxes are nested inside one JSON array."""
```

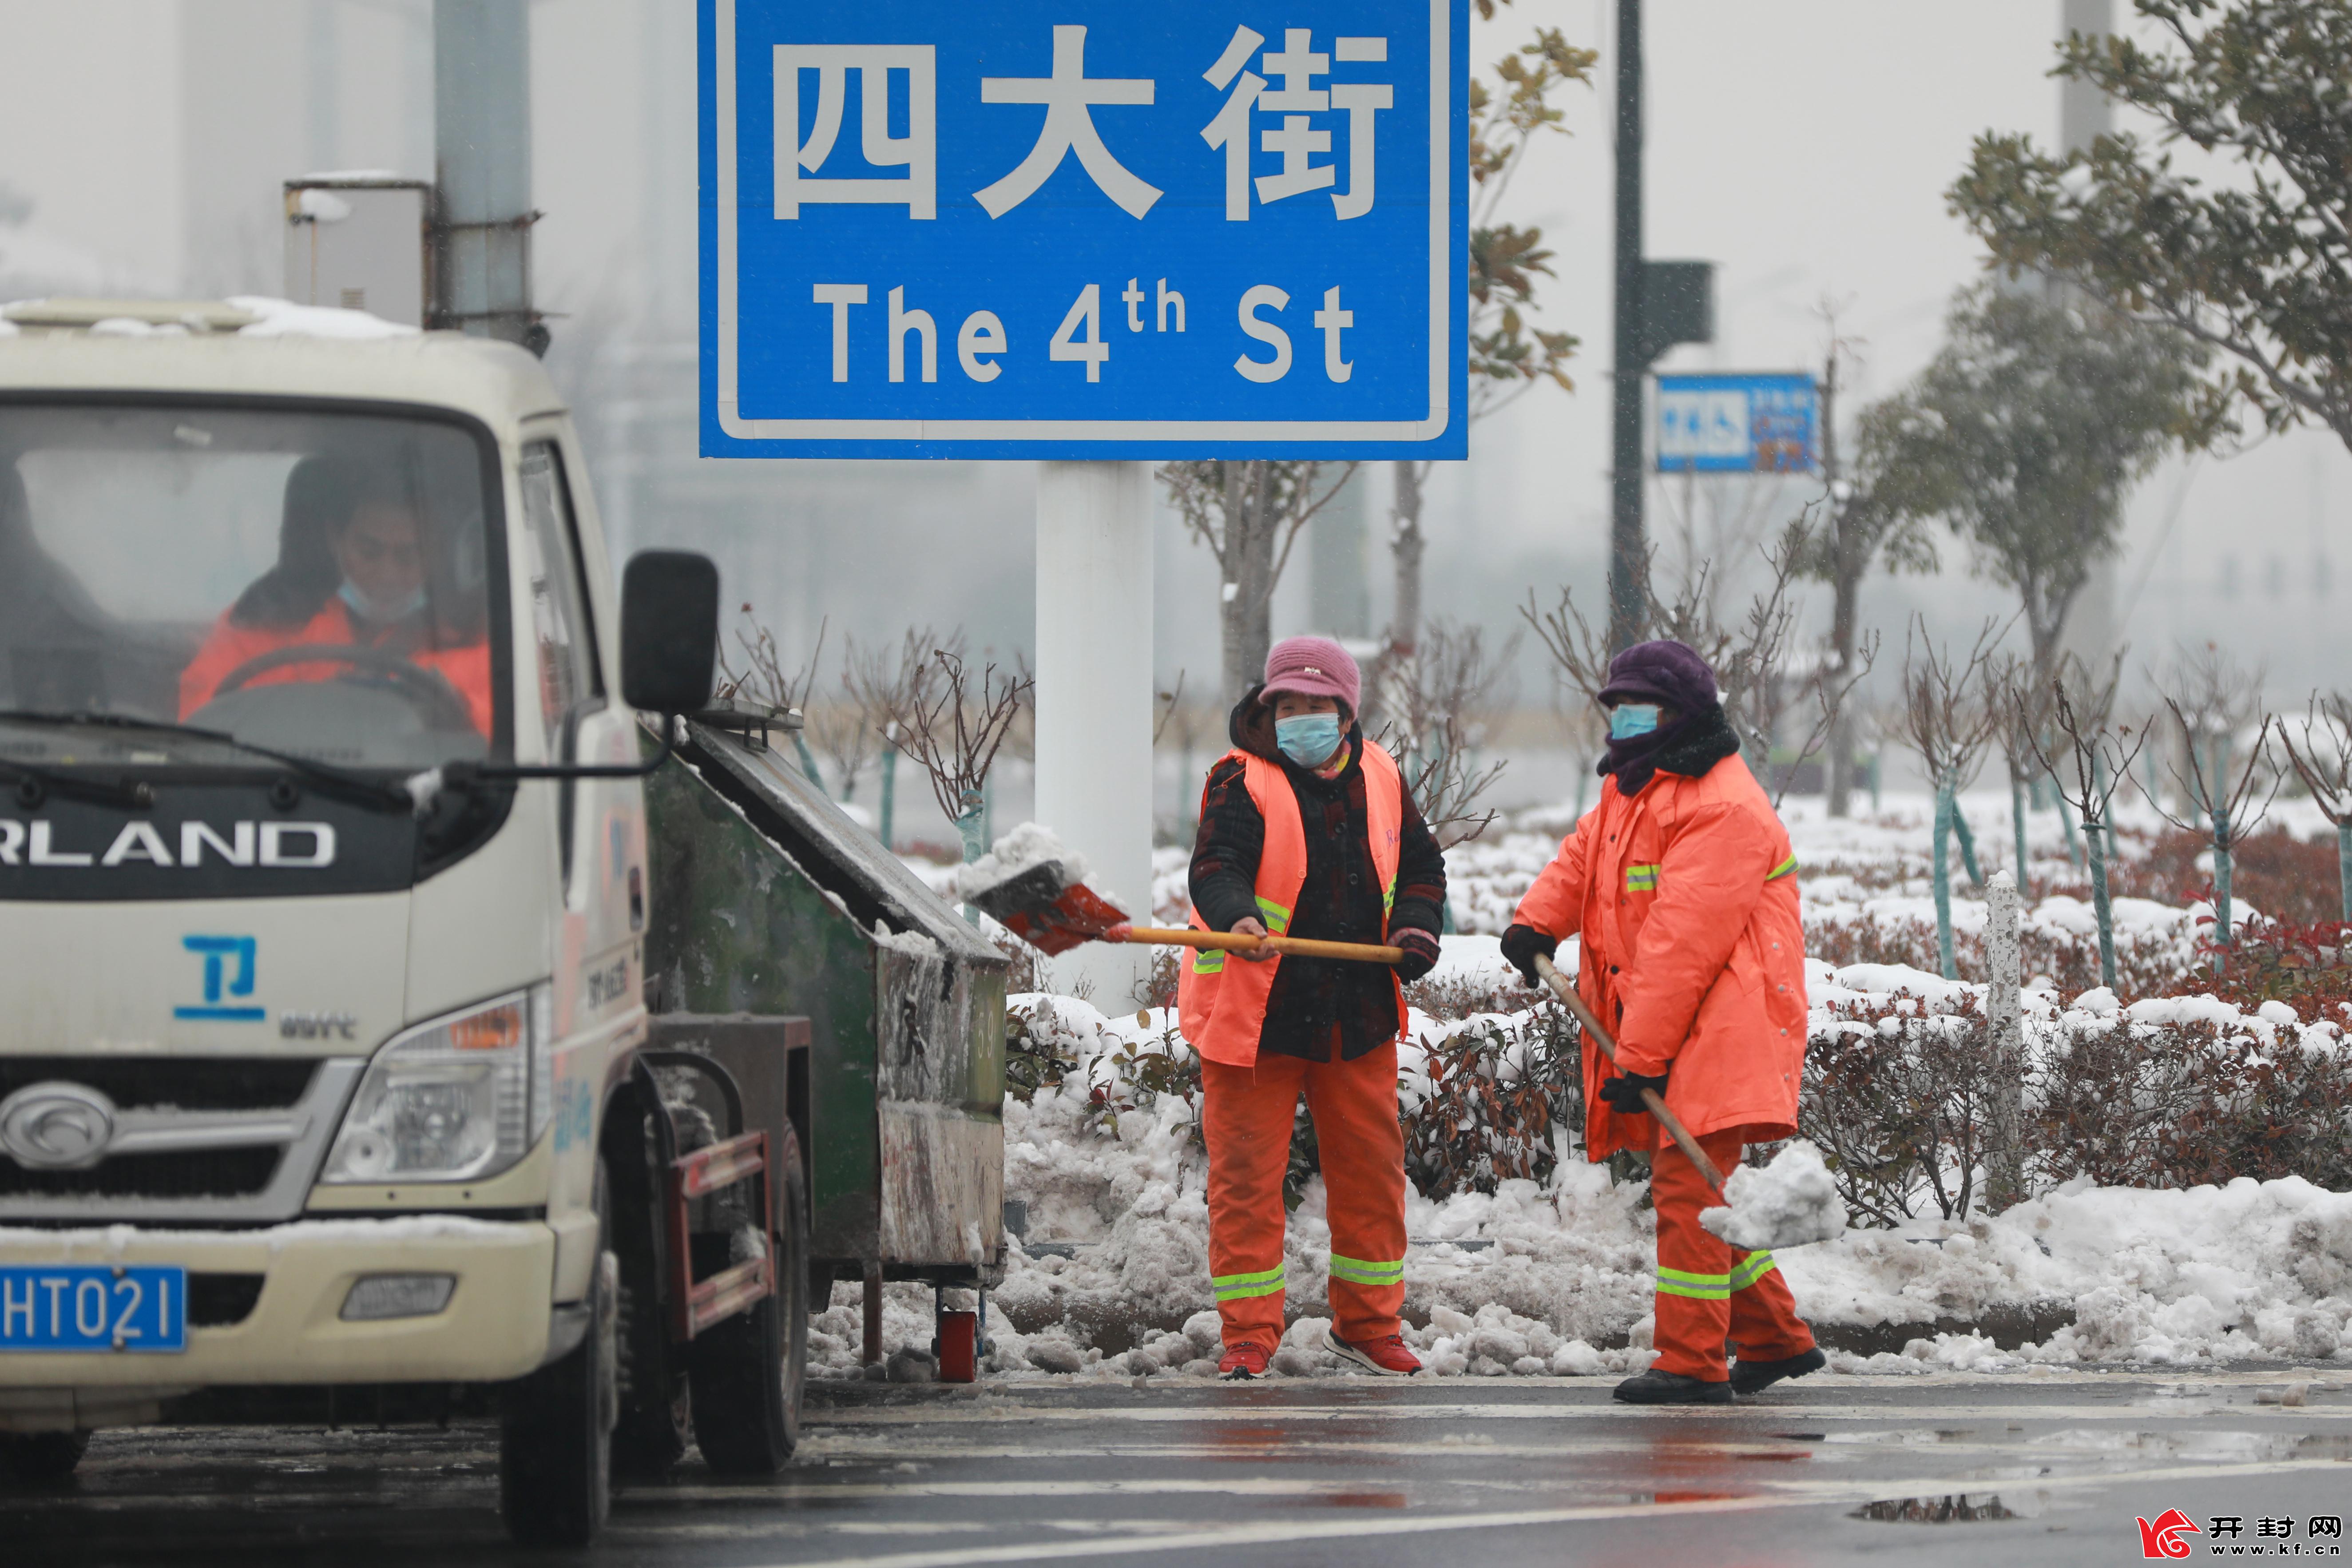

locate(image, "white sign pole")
[[1032, 460, 1154, 1007]]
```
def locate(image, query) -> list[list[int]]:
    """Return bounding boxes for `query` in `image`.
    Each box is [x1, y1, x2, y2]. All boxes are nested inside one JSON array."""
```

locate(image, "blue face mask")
[[1608, 703, 1662, 741], [340, 579, 427, 623], [1275, 711, 1343, 766]]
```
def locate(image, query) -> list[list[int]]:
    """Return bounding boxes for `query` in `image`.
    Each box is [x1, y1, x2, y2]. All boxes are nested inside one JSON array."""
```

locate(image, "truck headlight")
[[321, 984, 554, 1184]]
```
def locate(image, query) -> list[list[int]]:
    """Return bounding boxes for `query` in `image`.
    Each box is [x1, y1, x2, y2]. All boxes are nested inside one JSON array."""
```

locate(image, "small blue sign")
[[0, 1266, 188, 1354], [1656, 373, 1819, 474], [700, 0, 1468, 459]]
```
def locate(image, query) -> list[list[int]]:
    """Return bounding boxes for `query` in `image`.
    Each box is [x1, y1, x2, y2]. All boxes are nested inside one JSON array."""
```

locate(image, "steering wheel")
[[211, 643, 477, 734]]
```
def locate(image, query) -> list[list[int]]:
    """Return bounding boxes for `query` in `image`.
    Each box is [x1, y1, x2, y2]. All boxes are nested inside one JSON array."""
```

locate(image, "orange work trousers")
[[1202, 1041, 1407, 1350], [1648, 1127, 1817, 1381]]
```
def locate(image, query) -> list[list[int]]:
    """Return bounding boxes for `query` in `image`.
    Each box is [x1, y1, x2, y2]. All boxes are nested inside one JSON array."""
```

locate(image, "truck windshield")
[[0, 403, 504, 772]]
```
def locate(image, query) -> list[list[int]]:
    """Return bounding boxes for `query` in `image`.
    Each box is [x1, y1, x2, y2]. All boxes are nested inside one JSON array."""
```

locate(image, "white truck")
[[0, 298, 805, 1545]]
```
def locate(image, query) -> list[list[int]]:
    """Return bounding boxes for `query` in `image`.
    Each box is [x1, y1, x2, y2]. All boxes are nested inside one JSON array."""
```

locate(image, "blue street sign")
[[700, 0, 1468, 459], [1655, 373, 1819, 474]]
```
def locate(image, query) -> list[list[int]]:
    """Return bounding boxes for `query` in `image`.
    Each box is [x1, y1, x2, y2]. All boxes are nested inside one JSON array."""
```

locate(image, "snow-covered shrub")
[[1802, 966, 2352, 1221], [2037, 1012, 2352, 1192], [1802, 994, 2000, 1224], [1399, 1009, 1578, 1200], [1004, 998, 1085, 1103], [1805, 907, 2188, 996]]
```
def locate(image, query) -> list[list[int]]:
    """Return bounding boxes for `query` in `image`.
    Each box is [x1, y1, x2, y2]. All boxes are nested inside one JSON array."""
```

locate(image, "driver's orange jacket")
[[178, 599, 494, 738]]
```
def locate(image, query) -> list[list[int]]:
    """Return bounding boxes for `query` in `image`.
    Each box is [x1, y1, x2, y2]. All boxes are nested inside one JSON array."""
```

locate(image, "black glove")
[[1391, 927, 1441, 983], [1598, 1069, 1669, 1115], [1499, 923, 1558, 988]]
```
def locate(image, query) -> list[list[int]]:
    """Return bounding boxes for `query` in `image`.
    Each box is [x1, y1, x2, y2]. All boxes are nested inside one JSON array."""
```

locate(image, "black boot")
[[1612, 1369, 1733, 1405], [1730, 1346, 1826, 1396]]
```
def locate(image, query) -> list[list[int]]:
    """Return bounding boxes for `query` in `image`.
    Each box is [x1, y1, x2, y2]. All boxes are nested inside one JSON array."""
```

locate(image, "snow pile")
[[841, 979, 2352, 1386], [226, 294, 418, 340], [953, 821, 1088, 904], [1702, 1140, 1848, 1250], [869, 919, 942, 959]]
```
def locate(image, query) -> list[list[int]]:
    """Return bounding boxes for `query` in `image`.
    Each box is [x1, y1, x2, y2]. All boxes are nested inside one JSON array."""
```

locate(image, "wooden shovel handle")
[[1531, 953, 1728, 1197], [1115, 926, 1406, 965]]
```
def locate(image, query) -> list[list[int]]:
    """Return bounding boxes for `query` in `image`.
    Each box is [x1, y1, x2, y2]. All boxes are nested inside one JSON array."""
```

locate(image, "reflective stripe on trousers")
[[1647, 1128, 1815, 1381]]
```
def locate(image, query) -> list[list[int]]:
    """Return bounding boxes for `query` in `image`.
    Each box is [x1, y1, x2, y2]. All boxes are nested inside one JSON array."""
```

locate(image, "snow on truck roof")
[[0, 296, 567, 436]]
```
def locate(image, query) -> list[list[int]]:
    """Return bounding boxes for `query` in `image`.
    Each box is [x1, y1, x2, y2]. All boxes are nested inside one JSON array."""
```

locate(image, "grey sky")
[[2, 0, 2344, 705]]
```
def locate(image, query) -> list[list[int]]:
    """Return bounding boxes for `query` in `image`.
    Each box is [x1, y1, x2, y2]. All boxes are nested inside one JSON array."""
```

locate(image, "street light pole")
[[433, 0, 542, 351], [1607, 0, 1646, 654]]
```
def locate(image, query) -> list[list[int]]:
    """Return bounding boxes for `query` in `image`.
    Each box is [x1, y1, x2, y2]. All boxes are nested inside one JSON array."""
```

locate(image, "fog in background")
[[3, 0, 2345, 832]]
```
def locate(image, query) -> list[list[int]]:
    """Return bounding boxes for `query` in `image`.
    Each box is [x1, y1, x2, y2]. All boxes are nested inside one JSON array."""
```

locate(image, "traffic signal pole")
[[1607, 0, 1646, 654]]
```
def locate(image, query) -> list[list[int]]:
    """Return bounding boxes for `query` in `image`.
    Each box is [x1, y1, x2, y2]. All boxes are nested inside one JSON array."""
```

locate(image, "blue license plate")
[[0, 1266, 187, 1353]]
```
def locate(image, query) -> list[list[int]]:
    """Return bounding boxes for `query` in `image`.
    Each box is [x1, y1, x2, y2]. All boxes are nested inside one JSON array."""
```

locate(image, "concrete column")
[[433, 0, 537, 346], [1034, 461, 1154, 1008], [1309, 465, 1370, 638]]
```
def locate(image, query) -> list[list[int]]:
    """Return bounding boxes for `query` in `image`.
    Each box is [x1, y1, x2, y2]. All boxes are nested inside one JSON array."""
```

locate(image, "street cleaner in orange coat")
[[1500, 639, 1823, 1404], [1180, 637, 1447, 1380]]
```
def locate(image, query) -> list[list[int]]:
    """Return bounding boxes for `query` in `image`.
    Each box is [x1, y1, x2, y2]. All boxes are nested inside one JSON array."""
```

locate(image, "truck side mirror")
[[619, 551, 719, 716]]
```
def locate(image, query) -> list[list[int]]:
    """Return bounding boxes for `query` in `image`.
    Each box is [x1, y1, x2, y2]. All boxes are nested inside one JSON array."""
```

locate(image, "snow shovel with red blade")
[[965, 859, 1404, 964]]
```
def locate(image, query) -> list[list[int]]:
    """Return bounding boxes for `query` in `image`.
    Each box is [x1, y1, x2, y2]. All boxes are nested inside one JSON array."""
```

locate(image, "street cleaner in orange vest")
[[1179, 636, 1447, 1379], [1499, 639, 1823, 1404]]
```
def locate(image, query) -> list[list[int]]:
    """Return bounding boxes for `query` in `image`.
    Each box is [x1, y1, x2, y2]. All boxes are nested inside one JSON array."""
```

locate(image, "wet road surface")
[[4, 1370, 2348, 1566]]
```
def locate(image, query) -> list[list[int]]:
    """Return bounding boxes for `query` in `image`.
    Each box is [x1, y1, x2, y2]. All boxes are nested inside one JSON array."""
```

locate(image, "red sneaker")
[[1218, 1342, 1271, 1380], [1329, 1332, 1422, 1376]]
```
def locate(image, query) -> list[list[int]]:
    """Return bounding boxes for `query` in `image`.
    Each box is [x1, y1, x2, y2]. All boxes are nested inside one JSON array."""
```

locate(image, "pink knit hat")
[[1261, 635, 1361, 712]]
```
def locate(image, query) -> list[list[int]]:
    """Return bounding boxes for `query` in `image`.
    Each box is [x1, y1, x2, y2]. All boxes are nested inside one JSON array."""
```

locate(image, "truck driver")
[[178, 460, 493, 738]]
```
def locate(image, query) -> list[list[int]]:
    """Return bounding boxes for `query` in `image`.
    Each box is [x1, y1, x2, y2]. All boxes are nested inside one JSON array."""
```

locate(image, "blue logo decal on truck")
[[175, 935, 263, 1021]]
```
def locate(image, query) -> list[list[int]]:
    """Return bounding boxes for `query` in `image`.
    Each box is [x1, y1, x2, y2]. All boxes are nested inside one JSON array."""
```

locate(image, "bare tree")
[[2026, 656, 2148, 993], [1387, 16, 1596, 671], [2150, 644, 2277, 961], [1896, 618, 2005, 979], [1988, 648, 2056, 895], [1152, 670, 1188, 747], [844, 627, 959, 851], [898, 649, 1033, 865], [1801, 311, 1942, 816], [2275, 691, 2352, 928], [1520, 523, 1863, 809], [714, 608, 827, 788], [1374, 619, 1514, 853], [808, 699, 877, 805], [1159, 460, 1355, 705]]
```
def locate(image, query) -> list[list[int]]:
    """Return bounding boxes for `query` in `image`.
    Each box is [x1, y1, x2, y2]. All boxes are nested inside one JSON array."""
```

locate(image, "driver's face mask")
[[339, 579, 428, 624]]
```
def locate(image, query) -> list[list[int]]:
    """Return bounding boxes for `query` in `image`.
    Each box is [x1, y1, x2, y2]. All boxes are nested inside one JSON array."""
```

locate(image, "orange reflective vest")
[[1177, 741, 1408, 1068]]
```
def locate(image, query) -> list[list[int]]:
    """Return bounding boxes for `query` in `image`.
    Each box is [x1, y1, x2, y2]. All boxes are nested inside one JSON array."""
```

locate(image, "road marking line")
[[811, 1400, 2352, 1425], [739, 1458, 2351, 1568], [630, 1478, 1458, 1501]]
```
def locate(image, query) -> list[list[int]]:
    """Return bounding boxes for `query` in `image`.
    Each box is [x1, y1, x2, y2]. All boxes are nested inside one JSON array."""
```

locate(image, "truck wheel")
[[690, 1123, 809, 1474], [0, 1430, 89, 1482], [501, 1213, 619, 1544], [612, 1280, 693, 1477]]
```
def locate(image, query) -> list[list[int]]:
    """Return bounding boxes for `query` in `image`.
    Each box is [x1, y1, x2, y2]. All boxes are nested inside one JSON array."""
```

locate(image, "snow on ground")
[[844, 791, 2352, 1384], [804, 975, 2352, 1385]]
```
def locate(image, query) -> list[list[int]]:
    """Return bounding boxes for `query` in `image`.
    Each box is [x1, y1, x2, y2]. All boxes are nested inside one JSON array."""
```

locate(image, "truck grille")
[[0, 1147, 282, 1202], [0, 1057, 363, 1225], [0, 1057, 317, 1112]]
